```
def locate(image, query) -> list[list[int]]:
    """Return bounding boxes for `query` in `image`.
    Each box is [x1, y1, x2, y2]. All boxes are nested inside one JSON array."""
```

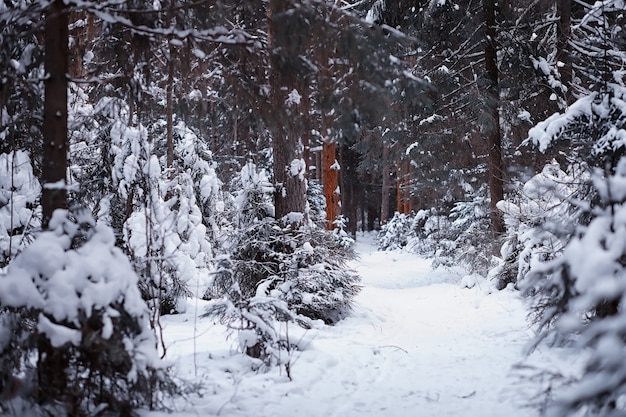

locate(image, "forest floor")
[[147, 233, 582, 417]]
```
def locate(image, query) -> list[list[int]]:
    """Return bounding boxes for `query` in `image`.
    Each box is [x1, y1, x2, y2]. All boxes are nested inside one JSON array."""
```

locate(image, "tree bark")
[[299, 81, 316, 178], [165, 3, 175, 171], [483, 0, 505, 235], [42, 0, 69, 227], [268, 0, 307, 222], [39, 0, 70, 403], [396, 160, 410, 214], [316, 37, 341, 230], [380, 143, 391, 224], [556, 0, 572, 103], [166, 55, 174, 170], [322, 140, 340, 229], [340, 144, 358, 237], [68, 10, 92, 79]]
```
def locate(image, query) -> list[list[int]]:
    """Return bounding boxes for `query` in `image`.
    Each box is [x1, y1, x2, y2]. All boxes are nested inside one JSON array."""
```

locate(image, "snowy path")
[[151, 234, 548, 417]]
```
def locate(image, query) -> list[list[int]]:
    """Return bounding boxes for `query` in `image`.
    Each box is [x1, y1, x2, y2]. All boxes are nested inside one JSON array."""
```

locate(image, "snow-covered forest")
[[1, 0, 626, 416]]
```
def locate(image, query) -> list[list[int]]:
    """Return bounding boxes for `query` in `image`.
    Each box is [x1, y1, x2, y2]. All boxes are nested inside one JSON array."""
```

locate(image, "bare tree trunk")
[[166, 56, 174, 170], [322, 140, 340, 229], [300, 84, 314, 173], [556, 0, 572, 103], [268, 0, 307, 222], [39, 0, 70, 403], [396, 166, 402, 214], [396, 160, 410, 214], [42, 0, 69, 228], [339, 144, 358, 238], [165, 2, 175, 170], [272, 129, 307, 220], [380, 143, 391, 224], [209, 82, 217, 155], [314, 33, 341, 230], [483, 0, 505, 236]]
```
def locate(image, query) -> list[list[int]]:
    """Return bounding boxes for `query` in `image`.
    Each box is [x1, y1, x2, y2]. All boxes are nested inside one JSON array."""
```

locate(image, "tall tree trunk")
[[322, 140, 340, 229], [166, 55, 174, 170], [42, 0, 69, 228], [300, 84, 314, 175], [208, 79, 217, 155], [316, 39, 341, 230], [39, 0, 69, 404], [396, 160, 410, 214], [483, 0, 505, 236], [165, 3, 175, 170], [340, 144, 358, 238], [272, 132, 307, 221], [368, 172, 380, 230], [315, 147, 322, 182], [268, 0, 307, 222], [556, 0, 572, 103], [380, 143, 391, 224], [396, 167, 402, 214]]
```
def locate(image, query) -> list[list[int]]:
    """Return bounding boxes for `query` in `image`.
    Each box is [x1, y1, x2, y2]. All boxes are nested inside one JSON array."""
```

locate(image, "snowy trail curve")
[[152, 234, 543, 417]]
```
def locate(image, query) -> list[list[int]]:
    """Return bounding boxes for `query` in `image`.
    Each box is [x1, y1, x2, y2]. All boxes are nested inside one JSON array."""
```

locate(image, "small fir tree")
[[204, 163, 361, 365]]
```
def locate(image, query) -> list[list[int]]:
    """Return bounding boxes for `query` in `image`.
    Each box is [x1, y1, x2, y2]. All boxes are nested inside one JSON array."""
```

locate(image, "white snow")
[[0, 151, 41, 261], [285, 89, 302, 107], [289, 158, 307, 180], [37, 314, 82, 347], [143, 233, 574, 417], [191, 48, 206, 59], [528, 84, 626, 153], [517, 110, 531, 122], [83, 50, 94, 65]]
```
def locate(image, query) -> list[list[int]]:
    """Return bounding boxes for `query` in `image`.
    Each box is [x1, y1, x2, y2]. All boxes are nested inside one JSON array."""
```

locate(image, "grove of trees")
[[1, 0, 626, 415]]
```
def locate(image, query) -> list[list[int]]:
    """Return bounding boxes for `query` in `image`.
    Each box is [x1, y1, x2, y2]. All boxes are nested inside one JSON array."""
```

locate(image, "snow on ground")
[[147, 233, 577, 417]]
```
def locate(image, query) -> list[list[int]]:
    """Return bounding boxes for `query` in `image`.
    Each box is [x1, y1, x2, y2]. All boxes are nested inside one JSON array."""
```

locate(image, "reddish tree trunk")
[[322, 141, 340, 229]]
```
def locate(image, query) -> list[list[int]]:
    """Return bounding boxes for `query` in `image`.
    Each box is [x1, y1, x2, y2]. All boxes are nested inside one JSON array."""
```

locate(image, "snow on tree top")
[[0, 210, 147, 324]]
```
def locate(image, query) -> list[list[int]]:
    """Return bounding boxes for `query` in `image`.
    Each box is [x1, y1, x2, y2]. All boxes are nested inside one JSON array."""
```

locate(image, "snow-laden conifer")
[[496, 162, 586, 290], [377, 209, 445, 254], [516, 83, 626, 416], [0, 210, 173, 416], [83, 108, 221, 317], [204, 163, 360, 365], [0, 151, 41, 267]]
